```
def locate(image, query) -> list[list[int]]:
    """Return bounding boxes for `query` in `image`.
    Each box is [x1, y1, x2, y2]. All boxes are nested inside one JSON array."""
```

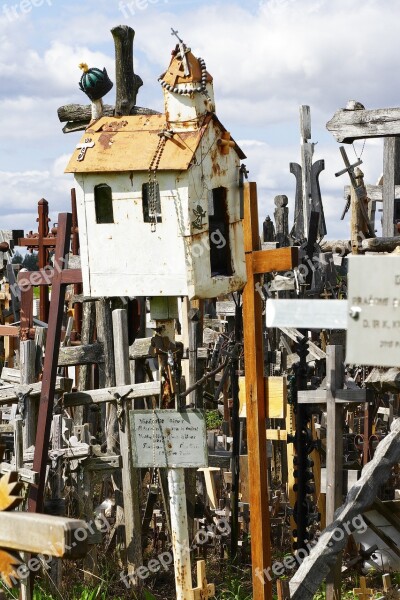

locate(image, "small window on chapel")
[[208, 187, 233, 277], [142, 182, 162, 223], [94, 184, 114, 224]]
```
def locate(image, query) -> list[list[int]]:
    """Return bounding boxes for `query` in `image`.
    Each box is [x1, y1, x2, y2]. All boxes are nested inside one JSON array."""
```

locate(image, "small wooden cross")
[[382, 573, 400, 599], [353, 577, 374, 600], [191, 560, 215, 600]]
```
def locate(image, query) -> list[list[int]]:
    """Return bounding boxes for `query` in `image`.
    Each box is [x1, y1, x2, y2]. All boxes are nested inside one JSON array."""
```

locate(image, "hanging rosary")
[[148, 130, 173, 232]]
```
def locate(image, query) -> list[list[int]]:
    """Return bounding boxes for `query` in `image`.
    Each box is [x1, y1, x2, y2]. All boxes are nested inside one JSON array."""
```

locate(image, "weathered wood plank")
[[63, 381, 160, 407], [361, 236, 400, 252], [0, 512, 88, 558], [289, 418, 400, 600], [327, 107, 400, 143], [0, 377, 72, 406], [58, 342, 104, 366], [129, 337, 152, 360]]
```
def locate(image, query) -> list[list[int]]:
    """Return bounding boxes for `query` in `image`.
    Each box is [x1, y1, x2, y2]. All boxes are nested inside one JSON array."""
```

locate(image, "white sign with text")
[[347, 255, 400, 367]]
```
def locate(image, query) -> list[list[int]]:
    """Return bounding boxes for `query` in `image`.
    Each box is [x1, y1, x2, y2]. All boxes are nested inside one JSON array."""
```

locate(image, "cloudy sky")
[[1, 0, 398, 239]]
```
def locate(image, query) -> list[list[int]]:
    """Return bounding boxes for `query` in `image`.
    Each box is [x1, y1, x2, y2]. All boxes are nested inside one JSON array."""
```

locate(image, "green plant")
[[215, 576, 252, 600], [205, 409, 223, 430]]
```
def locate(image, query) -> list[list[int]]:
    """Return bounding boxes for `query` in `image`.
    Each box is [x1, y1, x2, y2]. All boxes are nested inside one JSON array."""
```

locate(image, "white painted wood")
[[168, 468, 193, 600], [73, 119, 246, 299], [347, 255, 400, 366], [266, 299, 348, 329]]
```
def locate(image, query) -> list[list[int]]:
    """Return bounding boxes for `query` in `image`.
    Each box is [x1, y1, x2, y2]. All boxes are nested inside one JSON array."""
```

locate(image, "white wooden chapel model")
[[65, 37, 247, 300]]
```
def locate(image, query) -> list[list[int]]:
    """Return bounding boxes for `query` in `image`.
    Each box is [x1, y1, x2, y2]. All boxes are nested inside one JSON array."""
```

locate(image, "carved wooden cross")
[[191, 560, 215, 600], [353, 577, 374, 600], [0, 472, 87, 588], [242, 181, 299, 600], [18, 213, 82, 513]]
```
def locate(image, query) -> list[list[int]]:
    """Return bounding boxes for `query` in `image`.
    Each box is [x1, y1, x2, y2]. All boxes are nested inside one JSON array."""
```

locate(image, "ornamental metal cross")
[[76, 138, 95, 161], [170, 27, 190, 76]]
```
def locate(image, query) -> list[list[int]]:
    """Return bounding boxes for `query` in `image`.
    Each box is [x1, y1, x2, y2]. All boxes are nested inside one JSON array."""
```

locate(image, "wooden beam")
[[327, 107, 400, 143], [242, 181, 272, 600], [0, 325, 20, 337], [252, 247, 299, 275], [58, 342, 104, 366], [0, 378, 72, 406], [0, 512, 88, 558], [63, 381, 160, 407]]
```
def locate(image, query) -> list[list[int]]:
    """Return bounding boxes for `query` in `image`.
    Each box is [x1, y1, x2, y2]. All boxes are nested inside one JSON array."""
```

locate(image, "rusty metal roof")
[[65, 114, 245, 173]]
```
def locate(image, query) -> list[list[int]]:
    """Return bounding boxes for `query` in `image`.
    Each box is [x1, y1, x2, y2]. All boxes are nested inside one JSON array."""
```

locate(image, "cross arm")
[[18, 268, 82, 288], [297, 388, 373, 404], [327, 106, 400, 143], [251, 247, 299, 275], [0, 512, 88, 558], [63, 381, 160, 407], [18, 238, 56, 248]]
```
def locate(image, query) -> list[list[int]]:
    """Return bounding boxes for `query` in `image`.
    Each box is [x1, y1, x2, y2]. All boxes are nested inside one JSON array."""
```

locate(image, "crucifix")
[[242, 181, 299, 600], [17, 213, 82, 514], [327, 102, 400, 237], [335, 146, 375, 245], [0, 471, 87, 589], [170, 28, 190, 77]]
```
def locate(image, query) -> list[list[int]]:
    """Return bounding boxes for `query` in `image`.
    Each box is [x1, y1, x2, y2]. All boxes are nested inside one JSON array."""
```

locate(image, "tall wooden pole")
[[242, 182, 272, 599]]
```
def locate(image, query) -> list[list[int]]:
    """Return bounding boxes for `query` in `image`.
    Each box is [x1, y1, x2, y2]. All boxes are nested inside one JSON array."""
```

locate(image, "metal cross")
[[335, 146, 363, 193], [170, 27, 190, 77], [76, 138, 95, 162]]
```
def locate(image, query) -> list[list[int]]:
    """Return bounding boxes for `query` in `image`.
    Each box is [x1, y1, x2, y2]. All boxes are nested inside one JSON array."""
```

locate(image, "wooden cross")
[[335, 146, 375, 240], [18, 213, 82, 513], [18, 198, 56, 324], [0, 471, 87, 588], [353, 577, 374, 600], [327, 104, 400, 236], [382, 573, 400, 599], [242, 182, 299, 600], [191, 560, 215, 600]]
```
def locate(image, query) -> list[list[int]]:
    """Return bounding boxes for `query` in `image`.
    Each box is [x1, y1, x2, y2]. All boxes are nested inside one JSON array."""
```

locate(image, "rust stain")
[[101, 120, 128, 132], [98, 131, 115, 150]]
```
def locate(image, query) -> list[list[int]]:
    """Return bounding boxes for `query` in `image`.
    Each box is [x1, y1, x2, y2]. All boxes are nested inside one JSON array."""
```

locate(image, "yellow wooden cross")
[[353, 577, 374, 600], [191, 560, 215, 600], [0, 471, 88, 588]]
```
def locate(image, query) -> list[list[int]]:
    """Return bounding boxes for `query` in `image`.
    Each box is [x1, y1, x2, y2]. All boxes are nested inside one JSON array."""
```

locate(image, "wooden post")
[[20, 340, 36, 452], [112, 309, 143, 585], [242, 182, 272, 600], [300, 106, 312, 239], [111, 25, 142, 117], [325, 345, 344, 600], [383, 137, 400, 236]]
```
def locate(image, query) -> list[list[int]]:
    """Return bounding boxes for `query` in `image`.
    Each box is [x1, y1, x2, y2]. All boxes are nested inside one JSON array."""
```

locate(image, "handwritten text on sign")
[[347, 255, 400, 367], [129, 410, 208, 468]]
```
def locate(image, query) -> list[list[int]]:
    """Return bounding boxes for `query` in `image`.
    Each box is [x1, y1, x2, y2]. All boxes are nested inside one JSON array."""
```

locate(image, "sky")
[[1, 0, 399, 240]]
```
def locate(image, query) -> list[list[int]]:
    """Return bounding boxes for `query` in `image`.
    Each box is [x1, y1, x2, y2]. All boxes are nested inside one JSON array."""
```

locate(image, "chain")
[[352, 138, 366, 160], [148, 131, 171, 232]]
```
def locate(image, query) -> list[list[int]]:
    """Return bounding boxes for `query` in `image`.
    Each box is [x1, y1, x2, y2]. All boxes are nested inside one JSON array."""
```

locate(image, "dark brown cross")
[[18, 213, 82, 513], [18, 199, 56, 324]]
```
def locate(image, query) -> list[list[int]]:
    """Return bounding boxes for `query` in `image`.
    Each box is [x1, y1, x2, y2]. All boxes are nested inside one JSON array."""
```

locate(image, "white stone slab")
[[347, 255, 400, 367], [129, 409, 207, 468], [266, 299, 348, 329]]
